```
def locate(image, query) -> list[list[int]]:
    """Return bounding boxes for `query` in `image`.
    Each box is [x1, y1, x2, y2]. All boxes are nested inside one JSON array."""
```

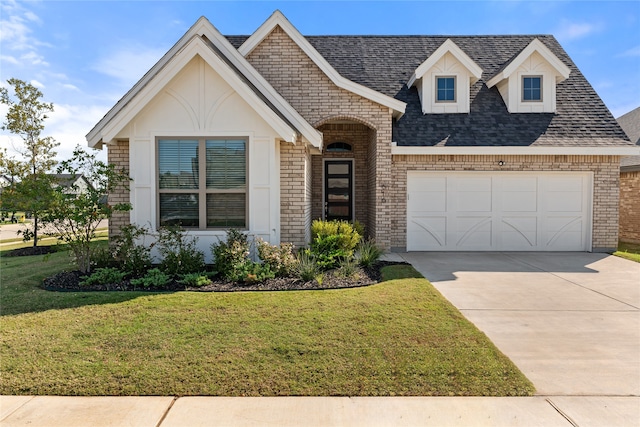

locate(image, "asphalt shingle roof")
[[227, 34, 631, 148], [617, 106, 640, 169]]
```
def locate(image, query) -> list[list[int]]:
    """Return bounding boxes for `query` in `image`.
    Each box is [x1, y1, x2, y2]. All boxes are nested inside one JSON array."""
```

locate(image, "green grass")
[[0, 248, 534, 397], [613, 241, 640, 263]]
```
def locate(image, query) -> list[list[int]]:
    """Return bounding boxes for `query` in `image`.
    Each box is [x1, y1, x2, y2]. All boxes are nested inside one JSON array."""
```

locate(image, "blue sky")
[[1, 0, 639, 161]]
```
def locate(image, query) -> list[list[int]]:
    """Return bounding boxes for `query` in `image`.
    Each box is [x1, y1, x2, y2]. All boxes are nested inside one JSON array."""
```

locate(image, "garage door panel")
[[406, 172, 591, 251], [455, 216, 492, 248], [409, 191, 446, 212], [456, 191, 492, 212], [408, 216, 447, 249], [546, 192, 584, 212], [501, 217, 538, 248]]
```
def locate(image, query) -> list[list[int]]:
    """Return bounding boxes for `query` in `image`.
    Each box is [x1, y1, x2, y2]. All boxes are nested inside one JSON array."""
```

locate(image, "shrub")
[[178, 273, 213, 288], [257, 238, 296, 277], [156, 226, 205, 277], [309, 220, 361, 269], [295, 251, 320, 281], [111, 224, 152, 277], [80, 267, 126, 287], [241, 262, 275, 283], [355, 238, 384, 268], [335, 258, 360, 280], [211, 229, 251, 281], [130, 268, 170, 289], [91, 245, 117, 269]]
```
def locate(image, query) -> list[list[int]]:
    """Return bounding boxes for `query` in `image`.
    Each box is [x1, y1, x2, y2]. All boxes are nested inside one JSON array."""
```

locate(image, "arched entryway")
[[311, 117, 377, 237]]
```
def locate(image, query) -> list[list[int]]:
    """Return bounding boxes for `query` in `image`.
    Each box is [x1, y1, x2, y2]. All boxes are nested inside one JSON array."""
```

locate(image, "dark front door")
[[324, 160, 353, 221]]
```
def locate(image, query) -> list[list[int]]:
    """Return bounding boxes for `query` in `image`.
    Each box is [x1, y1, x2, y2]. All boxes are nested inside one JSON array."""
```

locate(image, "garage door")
[[407, 172, 592, 251]]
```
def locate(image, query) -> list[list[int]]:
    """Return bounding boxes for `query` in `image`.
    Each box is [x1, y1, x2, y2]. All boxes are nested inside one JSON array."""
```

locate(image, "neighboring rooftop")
[[617, 107, 640, 170]]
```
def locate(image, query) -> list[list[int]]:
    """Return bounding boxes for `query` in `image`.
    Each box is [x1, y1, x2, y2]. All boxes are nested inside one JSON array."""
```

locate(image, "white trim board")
[[391, 144, 640, 156]]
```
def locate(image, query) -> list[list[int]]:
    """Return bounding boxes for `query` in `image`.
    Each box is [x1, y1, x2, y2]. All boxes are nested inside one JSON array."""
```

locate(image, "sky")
[[1, 0, 639, 163]]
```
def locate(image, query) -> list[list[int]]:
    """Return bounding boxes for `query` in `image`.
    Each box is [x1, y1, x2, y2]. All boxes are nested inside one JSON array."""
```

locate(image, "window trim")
[[522, 75, 543, 102], [435, 76, 457, 103], [326, 142, 352, 152], [156, 137, 248, 230]]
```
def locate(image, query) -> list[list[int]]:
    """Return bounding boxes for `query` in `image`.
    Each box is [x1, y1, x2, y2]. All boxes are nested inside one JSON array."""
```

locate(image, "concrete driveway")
[[401, 252, 640, 397]]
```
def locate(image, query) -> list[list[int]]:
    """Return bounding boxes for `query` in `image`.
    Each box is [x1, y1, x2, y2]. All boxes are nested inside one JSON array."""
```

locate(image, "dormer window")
[[522, 76, 542, 102], [436, 77, 456, 102], [487, 39, 569, 113], [407, 39, 482, 114]]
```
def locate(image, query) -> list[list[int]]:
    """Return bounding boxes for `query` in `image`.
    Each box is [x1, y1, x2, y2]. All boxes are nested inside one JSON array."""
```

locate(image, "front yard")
[[0, 244, 534, 396]]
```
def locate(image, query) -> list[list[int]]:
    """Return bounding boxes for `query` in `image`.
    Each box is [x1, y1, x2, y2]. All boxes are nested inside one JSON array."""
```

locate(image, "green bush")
[[157, 226, 205, 277], [130, 268, 170, 289], [295, 251, 320, 281], [241, 262, 275, 283], [111, 224, 152, 277], [335, 258, 360, 280], [80, 267, 126, 287], [178, 273, 213, 288], [257, 238, 296, 277], [211, 229, 251, 281], [355, 238, 384, 268], [309, 220, 361, 269]]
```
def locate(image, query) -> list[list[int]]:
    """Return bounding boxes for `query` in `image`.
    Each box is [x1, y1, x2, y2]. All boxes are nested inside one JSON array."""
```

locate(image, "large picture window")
[[158, 138, 246, 229]]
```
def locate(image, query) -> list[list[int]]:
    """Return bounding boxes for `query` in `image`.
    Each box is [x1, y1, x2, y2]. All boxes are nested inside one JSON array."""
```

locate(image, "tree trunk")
[[33, 214, 38, 247]]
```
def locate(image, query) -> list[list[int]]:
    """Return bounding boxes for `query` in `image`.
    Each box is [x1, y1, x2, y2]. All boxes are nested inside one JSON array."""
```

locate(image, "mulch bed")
[[42, 261, 407, 293], [5, 246, 57, 257]]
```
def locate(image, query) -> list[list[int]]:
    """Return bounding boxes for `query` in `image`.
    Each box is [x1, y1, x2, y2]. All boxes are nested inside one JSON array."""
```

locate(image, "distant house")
[[87, 11, 638, 257], [50, 174, 94, 196], [617, 107, 640, 243]]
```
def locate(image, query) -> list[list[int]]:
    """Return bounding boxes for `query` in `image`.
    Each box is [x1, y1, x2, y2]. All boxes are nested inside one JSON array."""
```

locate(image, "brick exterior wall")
[[279, 141, 308, 247], [620, 170, 640, 243], [391, 155, 620, 251], [246, 26, 394, 249], [107, 140, 130, 238]]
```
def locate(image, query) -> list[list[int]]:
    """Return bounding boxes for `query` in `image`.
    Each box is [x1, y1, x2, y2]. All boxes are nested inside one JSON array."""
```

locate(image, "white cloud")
[[92, 46, 165, 86], [0, 101, 109, 164], [555, 20, 603, 42], [20, 51, 49, 66], [0, 55, 20, 65], [61, 83, 80, 91], [30, 79, 44, 89], [618, 45, 640, 58]]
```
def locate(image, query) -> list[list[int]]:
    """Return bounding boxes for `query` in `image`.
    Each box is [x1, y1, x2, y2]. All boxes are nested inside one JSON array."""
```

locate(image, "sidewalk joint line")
[[545, 397, 579, 427], [156, 396, 178, 427]]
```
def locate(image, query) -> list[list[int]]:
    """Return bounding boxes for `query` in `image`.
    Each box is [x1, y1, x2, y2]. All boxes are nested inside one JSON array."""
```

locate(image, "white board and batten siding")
[[121, 56, 282, 262], [406, 172, 593, 251]]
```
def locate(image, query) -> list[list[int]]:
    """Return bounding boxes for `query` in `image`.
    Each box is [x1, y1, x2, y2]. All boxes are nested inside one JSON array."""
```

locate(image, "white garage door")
[[407, 172, 592, 251]]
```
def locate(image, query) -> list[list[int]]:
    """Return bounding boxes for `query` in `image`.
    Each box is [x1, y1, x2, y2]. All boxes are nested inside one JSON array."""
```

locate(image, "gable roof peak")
[[407, 38, 483, 88], [238, 10, 406, 117], [486, 37, 570, 88]]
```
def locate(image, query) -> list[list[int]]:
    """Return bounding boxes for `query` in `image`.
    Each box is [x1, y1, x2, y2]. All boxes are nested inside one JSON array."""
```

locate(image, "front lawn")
[[0, 246, 534, 396], [614, 241, 640, 263]]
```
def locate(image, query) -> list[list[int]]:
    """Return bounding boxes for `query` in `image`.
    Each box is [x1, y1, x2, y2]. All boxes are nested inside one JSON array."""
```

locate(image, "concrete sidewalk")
[[2, 395, 638, 426]]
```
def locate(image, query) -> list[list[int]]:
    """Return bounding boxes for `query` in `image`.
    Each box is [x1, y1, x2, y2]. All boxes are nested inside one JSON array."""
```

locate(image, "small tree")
[[0, 78, 59, 246], [46, 147, 131, 273]]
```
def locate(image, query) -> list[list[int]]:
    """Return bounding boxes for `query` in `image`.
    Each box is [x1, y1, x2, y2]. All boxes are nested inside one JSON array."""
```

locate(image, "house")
[[87, 11, 638, 259], [617, 107, 640, 243], [50, 174, 94, 196]]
